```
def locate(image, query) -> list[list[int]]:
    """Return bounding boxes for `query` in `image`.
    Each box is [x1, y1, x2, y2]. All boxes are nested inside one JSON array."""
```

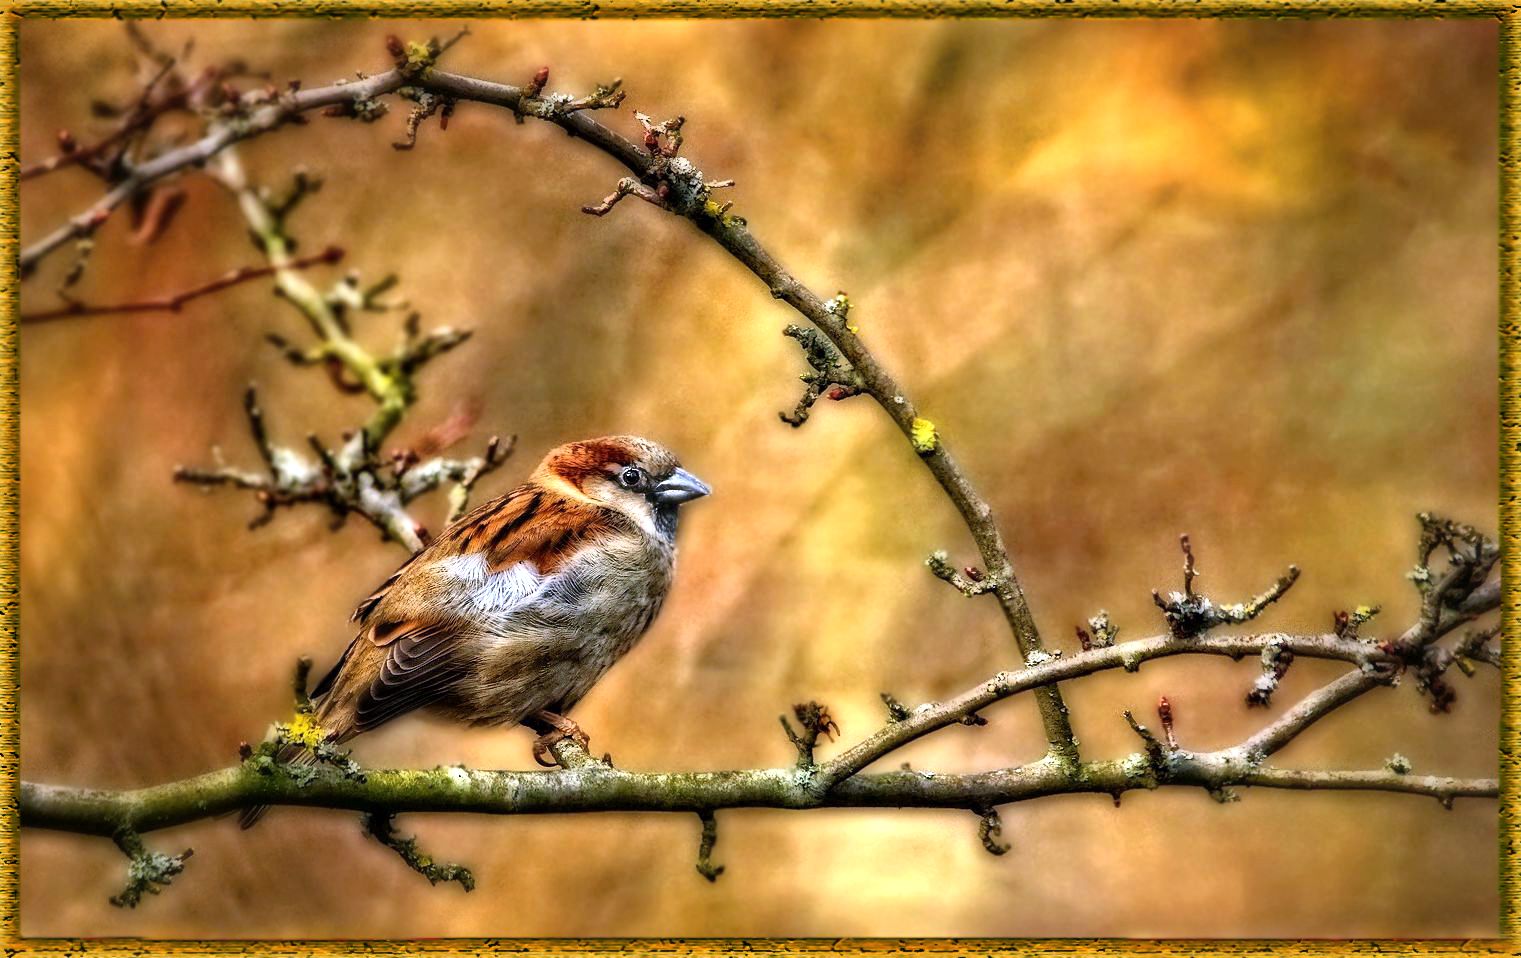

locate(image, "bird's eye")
[[618, 466, 644, 489]]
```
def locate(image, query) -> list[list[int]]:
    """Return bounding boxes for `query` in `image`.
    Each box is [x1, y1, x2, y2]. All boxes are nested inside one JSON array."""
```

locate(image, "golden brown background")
[[16, 17, 1501, 939]]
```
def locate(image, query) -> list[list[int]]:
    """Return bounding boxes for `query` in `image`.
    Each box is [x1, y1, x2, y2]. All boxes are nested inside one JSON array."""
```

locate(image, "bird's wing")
[[322, 484, 618, 733], [352, 619, 465, 730]]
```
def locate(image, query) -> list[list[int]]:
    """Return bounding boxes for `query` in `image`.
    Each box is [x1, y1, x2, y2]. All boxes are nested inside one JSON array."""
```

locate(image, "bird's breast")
[[448, 530, 674, 641], [452, 530, 676, 723]]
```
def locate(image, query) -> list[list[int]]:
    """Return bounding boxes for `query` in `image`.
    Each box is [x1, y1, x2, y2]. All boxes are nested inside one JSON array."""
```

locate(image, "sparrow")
[[240, 435, 710, 827]]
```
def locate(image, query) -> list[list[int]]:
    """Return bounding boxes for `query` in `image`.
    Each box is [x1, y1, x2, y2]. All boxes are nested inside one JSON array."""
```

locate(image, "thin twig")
[[1235, 669, 1383, 762], [694, 811, 725, 882], [361, 811, 475, 891], [21, 246, 344, 324], [20, 68, 408, 275]]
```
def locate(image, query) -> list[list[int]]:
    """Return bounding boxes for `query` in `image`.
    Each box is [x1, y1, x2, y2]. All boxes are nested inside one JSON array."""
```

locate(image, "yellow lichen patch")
[[405, 41, 435, 71], [910, 418, 938, 456], [283, 711, 326, 750]]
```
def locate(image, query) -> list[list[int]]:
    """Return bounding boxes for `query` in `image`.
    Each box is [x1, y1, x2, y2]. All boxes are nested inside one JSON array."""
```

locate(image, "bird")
[[239, 435, 710, 827]]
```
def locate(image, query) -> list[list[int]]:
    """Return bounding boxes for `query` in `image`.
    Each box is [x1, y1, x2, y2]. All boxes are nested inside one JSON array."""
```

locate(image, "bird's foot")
[[531, 710, 591, 768]]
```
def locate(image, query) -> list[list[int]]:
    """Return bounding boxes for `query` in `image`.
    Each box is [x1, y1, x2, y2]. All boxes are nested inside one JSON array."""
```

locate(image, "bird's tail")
[[237, 741, 316, 829]]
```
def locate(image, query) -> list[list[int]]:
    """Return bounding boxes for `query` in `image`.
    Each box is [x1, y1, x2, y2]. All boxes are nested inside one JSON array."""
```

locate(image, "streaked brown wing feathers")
[[353, 619, 463, 732]]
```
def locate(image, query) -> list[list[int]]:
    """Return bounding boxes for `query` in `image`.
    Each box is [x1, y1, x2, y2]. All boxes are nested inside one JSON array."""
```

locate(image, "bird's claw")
[[531, 711, 590, 768]]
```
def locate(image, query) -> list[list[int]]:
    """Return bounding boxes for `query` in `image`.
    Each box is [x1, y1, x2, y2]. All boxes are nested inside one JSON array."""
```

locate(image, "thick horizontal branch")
[[22, 622, 1493, 840], [22, 747, 1493, 839]]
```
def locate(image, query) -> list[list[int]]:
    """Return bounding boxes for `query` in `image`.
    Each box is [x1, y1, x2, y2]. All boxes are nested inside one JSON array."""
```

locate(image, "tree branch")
[[814, 596, 1492, 791], [167, 146, 512, 550], [21, 748, 1495, 841], [21, 245, 345, 324], [361, 811, 475, 892], [1234, 668, 1387, 763], [20, 68, 409, 276], [21, 583, 1500, 840]]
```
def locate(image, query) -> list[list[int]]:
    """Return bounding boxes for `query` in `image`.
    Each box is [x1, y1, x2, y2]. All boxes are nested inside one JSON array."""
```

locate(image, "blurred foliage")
[[17, 17, 1500, 938]]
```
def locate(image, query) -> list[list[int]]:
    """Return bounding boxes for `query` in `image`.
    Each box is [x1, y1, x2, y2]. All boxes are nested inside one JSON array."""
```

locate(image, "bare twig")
[[926, 550, 999, 597], [777, 319, 861, 427], [780, 701, 838, 769], [165, 146, 513, 550], [1246, 640, 1295, 707], [361, 812, 475, 891], [19, 58, 213, 183], [694, 811, 725, 882], [1123, 710, 1168, 771], [21, 246, 344, 324], [581, 176, 667, 216], [1151, 534, 1301, 639], [975, 807, 1011, 856], [108, 828, 192, 909], [1456, 625, 1502, 670], [1235, 669, 1383, 763], [21, 69, 410, 276], [1156, 695, 1178, 750]]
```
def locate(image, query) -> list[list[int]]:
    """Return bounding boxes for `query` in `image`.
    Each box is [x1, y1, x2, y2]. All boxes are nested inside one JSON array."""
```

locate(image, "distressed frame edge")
[[1499, 5, 1521, 948], [0, 0, 1517, 18]]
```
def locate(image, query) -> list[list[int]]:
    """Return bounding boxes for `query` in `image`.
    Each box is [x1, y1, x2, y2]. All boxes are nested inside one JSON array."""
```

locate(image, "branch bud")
[[526, 66, 550, 98], [385, 34, 406, 65], [1157, 696, 1177, 749]]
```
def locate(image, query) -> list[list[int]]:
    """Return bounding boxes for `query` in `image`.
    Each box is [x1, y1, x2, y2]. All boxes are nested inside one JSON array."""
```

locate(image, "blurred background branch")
[[171, 145, 511, 551], [14, 23, 1503, 927]]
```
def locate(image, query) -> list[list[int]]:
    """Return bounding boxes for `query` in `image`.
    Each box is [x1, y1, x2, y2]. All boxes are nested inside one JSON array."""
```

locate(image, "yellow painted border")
[[2, 1, 1515, 954], [1500, 9, 1521, 947], [0, 0, 1516, 17], [1, 0, 20, 951]]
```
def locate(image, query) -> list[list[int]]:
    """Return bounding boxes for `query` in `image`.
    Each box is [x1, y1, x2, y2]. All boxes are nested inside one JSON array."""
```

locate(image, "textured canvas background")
[[17, 17, 1501, 938]]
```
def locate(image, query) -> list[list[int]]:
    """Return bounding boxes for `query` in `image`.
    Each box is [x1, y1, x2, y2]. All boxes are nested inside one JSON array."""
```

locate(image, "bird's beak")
[[653, 467, 711, 505]]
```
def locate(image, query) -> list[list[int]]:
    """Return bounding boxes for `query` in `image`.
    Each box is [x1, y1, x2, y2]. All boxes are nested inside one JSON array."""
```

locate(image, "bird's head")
[[535, 435, 710, 537]]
